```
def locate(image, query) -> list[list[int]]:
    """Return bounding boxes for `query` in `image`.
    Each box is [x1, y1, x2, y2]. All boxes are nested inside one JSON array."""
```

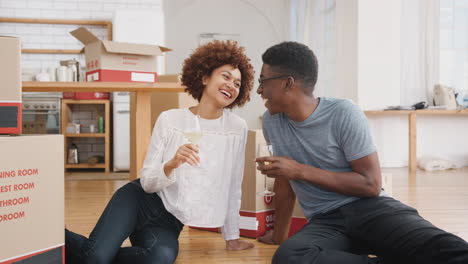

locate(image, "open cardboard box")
[[70, 26, 171, 82], [67, 27, 172, 99]]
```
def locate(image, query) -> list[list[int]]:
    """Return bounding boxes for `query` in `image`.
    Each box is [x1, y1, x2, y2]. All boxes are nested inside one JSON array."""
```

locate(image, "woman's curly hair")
[[181, 40, 254, 109]]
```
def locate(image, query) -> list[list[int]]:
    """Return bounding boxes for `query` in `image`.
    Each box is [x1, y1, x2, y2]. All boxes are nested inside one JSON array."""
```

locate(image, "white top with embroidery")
[[140, 108, 247, 240]]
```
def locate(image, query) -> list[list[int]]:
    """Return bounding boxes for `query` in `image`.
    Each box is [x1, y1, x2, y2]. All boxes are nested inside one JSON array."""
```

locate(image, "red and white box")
[[67, 27, 171, 99], [239, 130, 307, 238]]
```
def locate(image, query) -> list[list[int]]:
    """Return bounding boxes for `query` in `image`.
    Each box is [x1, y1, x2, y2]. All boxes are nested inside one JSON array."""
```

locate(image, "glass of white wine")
[[184, 114, 203, 166], [256, 143, 275, 197]]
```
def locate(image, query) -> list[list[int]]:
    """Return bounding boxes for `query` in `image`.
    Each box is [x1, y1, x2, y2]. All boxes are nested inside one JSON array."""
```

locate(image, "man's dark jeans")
[[273, 196, 468, 264], [65, 179, 183, 264]]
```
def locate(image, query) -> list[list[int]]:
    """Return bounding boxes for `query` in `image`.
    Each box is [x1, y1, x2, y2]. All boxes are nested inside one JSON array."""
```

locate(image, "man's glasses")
[[258, 75, 291, 86]]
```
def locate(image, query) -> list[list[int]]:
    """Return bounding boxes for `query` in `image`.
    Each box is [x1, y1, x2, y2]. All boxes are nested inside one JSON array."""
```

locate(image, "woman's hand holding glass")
[[182, 112, 204, 167], [164, 144, 200, 176], [172, 144, 200, 168]]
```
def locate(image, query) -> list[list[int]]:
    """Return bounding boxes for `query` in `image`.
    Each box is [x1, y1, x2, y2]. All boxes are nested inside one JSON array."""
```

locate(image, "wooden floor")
[[65, 167, 468, 263]]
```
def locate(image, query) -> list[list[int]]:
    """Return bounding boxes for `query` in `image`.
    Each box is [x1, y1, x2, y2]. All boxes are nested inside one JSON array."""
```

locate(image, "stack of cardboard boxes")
[[0, 37, 64, 264]]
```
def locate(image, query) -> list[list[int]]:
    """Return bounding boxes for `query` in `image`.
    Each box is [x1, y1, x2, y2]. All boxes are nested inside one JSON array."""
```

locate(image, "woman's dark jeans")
[[65, 179, 183, 264], [273, 196, 468, 264]]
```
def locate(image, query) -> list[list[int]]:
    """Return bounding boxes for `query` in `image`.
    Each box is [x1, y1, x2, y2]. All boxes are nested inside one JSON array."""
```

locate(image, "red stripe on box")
[[0, 245, 64, 264], [189, 211, 307, 239], [86, 69, 157, 82], [252, 210, 275, 238], [288, 217, 308, 237], [0, 102, 22, 134]]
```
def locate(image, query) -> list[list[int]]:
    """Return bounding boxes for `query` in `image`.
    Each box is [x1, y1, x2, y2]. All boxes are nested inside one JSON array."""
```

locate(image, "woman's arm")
[[140, 112, 177, 193]]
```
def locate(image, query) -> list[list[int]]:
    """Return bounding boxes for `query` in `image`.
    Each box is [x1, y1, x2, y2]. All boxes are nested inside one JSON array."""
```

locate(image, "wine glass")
[[184, 114, 203, 144], [183, 114, 203, 167], [256, 143, 275, 197]]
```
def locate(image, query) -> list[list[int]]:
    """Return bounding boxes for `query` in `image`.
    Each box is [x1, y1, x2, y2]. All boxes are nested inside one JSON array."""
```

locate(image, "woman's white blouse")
[[140, 108, 247, 240]]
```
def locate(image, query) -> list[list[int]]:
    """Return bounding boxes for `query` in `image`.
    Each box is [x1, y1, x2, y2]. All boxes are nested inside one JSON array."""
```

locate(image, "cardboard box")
[[237, 129, 276, 237], [0, 36, 22, 134], [0, 135, 64, 263], [70, 27, 171, 83], [240, 130, 306, 238], [382, 172, 392, 196], [68, 27, 171, 100]]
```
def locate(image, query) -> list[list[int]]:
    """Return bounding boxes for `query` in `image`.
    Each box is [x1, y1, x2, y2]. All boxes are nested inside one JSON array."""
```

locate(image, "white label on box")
[[87, 72, 99, 82], [239, 216, 258, 231], [131, 72, 155, 82]]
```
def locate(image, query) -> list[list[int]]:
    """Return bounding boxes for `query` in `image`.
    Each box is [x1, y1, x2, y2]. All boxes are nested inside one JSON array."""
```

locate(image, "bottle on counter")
[[98, 116, 104, 133], [67, 144, 79, 164]]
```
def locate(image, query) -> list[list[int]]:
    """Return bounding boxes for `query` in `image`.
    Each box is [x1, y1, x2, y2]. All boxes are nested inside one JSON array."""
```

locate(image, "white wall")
[[163, 0, 289, 129], [357, 0, 401, 110], [368, 115, 468, 168], [334, 0, 400, 109], [0, 0, 162, 81], [334, 0, 358, 101], [0, 0, 162, 162], [356, 0, 468, 168]]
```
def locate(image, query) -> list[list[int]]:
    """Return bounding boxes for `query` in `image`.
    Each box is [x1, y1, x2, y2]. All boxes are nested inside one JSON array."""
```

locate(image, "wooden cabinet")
[[61, 99, 110, 172]]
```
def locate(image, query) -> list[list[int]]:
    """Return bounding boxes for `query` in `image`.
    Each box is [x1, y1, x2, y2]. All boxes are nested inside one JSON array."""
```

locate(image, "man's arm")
[[299, 152, 381, 197], [256, 152, 382, 198], [258, 177, 296, 245]]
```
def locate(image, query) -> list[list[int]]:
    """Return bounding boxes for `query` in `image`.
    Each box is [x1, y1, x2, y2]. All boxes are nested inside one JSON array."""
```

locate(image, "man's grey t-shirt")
[[262, 97, 379, 220]]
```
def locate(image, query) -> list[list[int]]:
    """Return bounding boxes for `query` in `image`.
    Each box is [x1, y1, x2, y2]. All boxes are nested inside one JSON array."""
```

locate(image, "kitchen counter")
[[22, 81, 185, 92], [22, 81, 186, 179]]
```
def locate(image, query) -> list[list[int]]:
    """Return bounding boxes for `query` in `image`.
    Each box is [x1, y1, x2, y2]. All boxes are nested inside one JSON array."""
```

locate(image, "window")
[[440, 0, 468, 92]]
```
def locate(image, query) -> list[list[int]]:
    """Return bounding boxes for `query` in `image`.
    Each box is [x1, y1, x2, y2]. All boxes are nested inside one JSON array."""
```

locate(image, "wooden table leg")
[[130, 91, 152, 180], [409, 113, 417, 172]]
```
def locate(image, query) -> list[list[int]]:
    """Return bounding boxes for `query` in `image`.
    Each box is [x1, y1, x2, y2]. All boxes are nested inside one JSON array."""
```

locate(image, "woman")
[[65, 40, 255, 264]]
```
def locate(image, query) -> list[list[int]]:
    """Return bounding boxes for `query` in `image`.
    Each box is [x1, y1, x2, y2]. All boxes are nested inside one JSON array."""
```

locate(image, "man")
[[255, 41, 468, 264]]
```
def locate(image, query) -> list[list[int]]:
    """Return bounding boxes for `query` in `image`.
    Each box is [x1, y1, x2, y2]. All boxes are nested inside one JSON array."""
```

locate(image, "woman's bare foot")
[[226, 239, 255, 250]]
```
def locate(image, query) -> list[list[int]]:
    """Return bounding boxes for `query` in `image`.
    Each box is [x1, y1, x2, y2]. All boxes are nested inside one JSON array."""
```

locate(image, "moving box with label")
[[0, 135, 64, 263]]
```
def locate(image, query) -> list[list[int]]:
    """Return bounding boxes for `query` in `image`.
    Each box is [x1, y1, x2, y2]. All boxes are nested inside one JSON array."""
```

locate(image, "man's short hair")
[[262, 41, 318, 93]]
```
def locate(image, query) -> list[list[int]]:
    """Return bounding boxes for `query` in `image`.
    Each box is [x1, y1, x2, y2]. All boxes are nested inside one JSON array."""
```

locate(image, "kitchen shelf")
[[0, 17, 113, 54], [62, 99, 110, 173], [65, 133, 106, 138], [65, 163, 106, 169]]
